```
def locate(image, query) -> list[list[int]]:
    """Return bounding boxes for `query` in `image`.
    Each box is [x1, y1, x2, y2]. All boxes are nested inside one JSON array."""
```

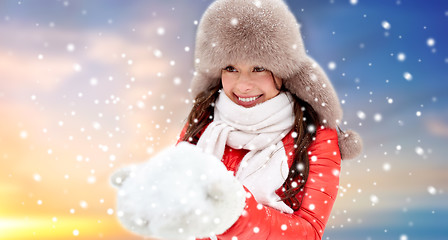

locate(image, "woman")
[[182, 0, 362, 238], [111, 0, 362, 239]]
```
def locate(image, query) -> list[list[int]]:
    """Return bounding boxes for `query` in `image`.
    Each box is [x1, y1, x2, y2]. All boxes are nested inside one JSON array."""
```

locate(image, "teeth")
[[238, 96, 259, 102]]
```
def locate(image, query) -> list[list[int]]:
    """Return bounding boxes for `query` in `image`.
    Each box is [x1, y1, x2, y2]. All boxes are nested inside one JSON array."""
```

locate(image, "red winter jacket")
[[178, 125, 341, 240]]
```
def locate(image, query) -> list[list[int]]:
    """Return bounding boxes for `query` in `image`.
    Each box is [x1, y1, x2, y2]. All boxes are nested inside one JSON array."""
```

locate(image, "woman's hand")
[[110, 142, 246, 239]]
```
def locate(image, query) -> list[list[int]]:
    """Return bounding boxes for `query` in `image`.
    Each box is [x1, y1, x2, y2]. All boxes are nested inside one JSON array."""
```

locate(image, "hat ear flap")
[[284, 57, 342, 128], [338, 129, 363, 160]]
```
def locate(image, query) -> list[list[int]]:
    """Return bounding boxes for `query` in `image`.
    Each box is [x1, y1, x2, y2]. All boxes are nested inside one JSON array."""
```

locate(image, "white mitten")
[[110, 142, 246, 240]]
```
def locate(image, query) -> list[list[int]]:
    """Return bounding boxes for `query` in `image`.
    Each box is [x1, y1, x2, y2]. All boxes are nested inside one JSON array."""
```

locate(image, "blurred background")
[[0, 0, 447, 239]]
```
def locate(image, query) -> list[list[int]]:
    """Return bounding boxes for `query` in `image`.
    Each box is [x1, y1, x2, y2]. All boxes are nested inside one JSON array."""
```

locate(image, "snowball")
[[112, 143, 246, 239]]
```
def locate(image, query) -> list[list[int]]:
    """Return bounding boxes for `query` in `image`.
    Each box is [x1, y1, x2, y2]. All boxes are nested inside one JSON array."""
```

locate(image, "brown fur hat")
[[191, 0, 362, 160]]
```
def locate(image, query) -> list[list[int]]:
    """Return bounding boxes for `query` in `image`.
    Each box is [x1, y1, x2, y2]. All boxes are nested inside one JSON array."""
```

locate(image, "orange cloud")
[[0, 50, 75, 91]]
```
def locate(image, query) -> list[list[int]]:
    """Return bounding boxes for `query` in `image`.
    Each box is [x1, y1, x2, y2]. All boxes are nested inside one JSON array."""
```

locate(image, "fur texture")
[[110, 142, 246, 239], [338, 129, 363, 160], [191, 0, 362, 159]]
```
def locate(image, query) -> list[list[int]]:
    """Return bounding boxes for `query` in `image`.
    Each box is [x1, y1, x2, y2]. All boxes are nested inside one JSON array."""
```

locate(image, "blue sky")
[[0, 0, 447, 239]]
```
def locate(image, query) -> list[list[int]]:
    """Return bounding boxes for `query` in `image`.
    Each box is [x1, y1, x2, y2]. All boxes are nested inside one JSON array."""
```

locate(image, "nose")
[[236, 72, 253, 93]]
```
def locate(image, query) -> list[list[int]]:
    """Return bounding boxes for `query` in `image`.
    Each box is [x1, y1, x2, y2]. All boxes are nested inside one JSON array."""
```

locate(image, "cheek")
[[221, 76, 234, 96], [259, 77, 280, 97]]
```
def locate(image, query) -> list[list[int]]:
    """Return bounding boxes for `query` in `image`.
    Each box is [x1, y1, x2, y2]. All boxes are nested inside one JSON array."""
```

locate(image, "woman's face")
[[221, 63, 282, 108]]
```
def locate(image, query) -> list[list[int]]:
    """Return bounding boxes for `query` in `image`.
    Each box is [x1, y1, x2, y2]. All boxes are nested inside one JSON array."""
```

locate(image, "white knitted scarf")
[[196, 91, 295, 213]]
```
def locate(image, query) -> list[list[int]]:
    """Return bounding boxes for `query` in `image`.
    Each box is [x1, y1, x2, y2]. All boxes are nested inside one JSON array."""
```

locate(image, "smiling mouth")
[[238, 95, 262, 102]]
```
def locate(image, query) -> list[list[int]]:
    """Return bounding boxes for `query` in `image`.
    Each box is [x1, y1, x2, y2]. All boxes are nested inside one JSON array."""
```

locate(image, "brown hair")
[[182, 81, 319, 211]]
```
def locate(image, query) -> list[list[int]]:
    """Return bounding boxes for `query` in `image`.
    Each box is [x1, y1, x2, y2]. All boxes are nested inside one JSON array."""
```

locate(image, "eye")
[[253, 66, 266, 72], [223, 66, 237, 72]]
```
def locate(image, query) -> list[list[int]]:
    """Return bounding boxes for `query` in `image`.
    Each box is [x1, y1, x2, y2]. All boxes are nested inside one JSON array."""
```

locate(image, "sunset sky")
[[0, 0, 447, 239]]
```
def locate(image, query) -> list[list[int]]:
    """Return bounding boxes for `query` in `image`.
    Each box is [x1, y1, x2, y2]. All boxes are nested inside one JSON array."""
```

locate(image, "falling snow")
[[427, 186, 437, 195], [426, 38, 435, 47], [415, 147, 425, 156], [328, 61, 337, 70], [356, 111, 366, 120], [373, 113, 382, 122], [66, 43, 75, 52], [397, 52, 406, 61], [33, 173, 42, 182], [382, 162, 391, 171], [403, 72, 413, 81], [381, 20, 391, 30], [0, 1, 446, 239]]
